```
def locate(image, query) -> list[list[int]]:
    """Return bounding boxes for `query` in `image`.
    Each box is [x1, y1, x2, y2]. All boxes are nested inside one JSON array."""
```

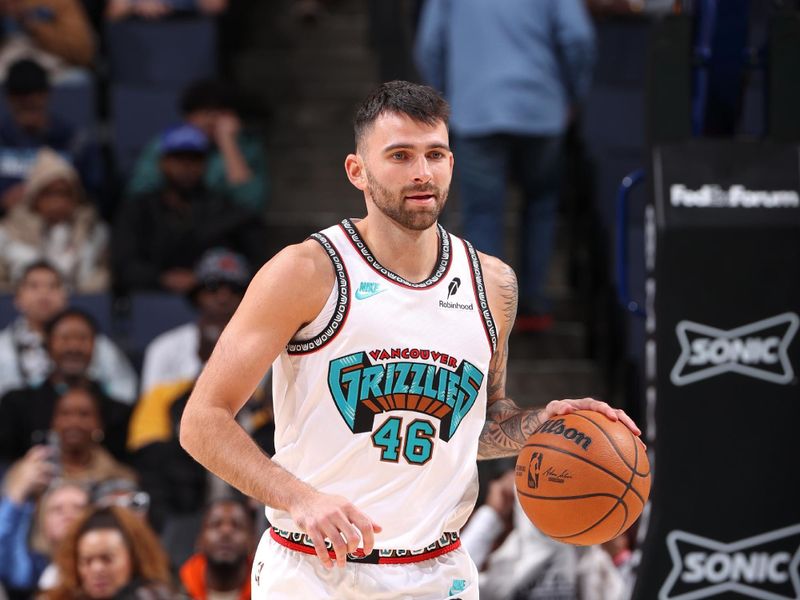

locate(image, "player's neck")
[[355, 216, 440, 284]]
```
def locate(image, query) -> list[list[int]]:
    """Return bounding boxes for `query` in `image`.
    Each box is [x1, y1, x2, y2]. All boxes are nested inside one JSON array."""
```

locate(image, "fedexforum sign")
[[671, 313, 799, 386], [670, 184, 800, 208]]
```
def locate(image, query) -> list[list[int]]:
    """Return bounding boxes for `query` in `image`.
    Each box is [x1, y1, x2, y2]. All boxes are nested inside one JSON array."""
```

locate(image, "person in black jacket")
[[0, 308, 131, 467], [112, 124, 267, 295]]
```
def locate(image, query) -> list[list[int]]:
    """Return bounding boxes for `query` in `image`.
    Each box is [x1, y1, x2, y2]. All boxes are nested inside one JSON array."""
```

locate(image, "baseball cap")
[[193, 248, 251, 294], [159, 124, 209, 156]]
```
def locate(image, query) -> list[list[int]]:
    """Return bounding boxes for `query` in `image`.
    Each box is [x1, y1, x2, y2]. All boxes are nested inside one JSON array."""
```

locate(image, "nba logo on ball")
[[515, 410, 651, 546], [527, 452, 543, 489]]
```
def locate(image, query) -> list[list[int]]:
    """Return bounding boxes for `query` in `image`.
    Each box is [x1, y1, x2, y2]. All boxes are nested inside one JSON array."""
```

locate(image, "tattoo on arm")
[[478, 263, 544, 459], [479, 398, 545, 459], [499, 262, 518, 332]]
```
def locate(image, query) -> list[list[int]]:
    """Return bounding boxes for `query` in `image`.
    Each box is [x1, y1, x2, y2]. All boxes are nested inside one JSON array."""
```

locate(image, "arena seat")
[[105, 17, 218, 87], [0, 294, 14, 329], [71, 293, 114, 336], [127, 291, 196, 355], [110, 85, 181, 176]]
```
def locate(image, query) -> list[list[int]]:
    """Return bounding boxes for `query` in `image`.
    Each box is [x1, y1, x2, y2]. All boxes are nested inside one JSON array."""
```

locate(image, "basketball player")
[[179, 81, 642, 599]]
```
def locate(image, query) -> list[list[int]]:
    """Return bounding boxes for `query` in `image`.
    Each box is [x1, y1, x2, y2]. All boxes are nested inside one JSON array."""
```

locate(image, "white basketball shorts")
[[251, 528, 479, 599]]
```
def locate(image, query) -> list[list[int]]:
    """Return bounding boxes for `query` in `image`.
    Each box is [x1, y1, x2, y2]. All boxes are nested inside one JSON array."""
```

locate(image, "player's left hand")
[[544, 398, 642, 437]]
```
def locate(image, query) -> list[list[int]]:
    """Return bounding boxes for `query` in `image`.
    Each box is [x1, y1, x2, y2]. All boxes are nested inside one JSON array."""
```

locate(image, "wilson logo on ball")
[[534, 418, 593, 451], [516, 410, 650, 546]]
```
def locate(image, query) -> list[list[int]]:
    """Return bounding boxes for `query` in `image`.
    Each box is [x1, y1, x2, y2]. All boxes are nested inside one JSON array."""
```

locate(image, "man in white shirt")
[[0, 260, 137, 403], [128, 248, 253, 454]]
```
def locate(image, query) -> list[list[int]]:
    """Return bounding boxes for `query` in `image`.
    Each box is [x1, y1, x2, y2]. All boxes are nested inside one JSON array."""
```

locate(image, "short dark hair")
[[44, 307, 98, 340], [5, 59, 49, 96], [353, 80, 450, 148], [16, 260, 64, 289], [203, 496, 256, 527], [54, 383, 103, 418], [180, 80, 237, 115]]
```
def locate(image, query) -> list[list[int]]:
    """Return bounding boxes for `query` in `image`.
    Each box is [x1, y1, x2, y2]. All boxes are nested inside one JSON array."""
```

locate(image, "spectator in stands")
[[0, 148, 109, 292], [179, 497, 255, 600], [127, 249, 272, 531], [47, 385, 137, 485], [462, 470, 627, 599], [45, 506, 173, 600], [106, 0, 228, 21], [127, 80, 267, 213], [113, 125, 267, 295], [0, 0, 95, 80], [0, 478, 88, 594], [415, 0, 595, 331], [0, 308, 132, 463], [0, 260, 137, 403], [0, 59, 104, 210]]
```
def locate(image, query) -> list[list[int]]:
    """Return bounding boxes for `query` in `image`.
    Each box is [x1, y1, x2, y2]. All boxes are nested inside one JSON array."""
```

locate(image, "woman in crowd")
[[3, 385, 137, 491], [0, 478, 88, 593], [0, 147, 109, 293], [46, 505, 173, 600], [46, 385, 137, 486]]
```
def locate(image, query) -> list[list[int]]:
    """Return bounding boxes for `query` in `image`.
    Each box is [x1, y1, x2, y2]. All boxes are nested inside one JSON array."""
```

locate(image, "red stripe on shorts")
[[269, 529, 461, 565]]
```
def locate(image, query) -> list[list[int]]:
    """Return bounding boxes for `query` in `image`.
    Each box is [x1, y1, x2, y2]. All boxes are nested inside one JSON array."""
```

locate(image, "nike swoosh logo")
[[355, 288, 387, 300]]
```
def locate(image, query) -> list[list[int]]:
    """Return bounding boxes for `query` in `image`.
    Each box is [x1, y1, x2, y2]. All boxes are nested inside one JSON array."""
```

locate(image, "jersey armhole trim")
[[462, 239, 498, 355], [286, 233, 350, 355]]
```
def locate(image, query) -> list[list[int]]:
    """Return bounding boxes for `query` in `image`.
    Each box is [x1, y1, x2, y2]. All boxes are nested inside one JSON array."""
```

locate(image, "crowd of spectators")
[[0, 1, 651, 598], [0, 248, 267, 598], [0, 2, 271, 599]]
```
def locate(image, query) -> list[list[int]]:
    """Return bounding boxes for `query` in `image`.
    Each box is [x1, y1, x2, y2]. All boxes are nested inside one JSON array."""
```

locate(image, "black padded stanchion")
[[632, 139, 800, 600]]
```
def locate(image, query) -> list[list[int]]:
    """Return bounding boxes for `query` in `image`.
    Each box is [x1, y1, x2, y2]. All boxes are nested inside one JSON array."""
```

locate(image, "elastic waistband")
[[269, 528, 460, 565]]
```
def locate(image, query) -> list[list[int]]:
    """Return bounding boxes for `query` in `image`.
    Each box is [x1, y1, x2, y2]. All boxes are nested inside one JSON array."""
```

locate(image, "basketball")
[[514, 410, 651, 546]]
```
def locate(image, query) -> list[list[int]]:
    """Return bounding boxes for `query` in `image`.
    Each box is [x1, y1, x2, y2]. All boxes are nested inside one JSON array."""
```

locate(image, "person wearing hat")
[[112, 124, 268, 295], [127, 248, 273, 537], [0, 146, 109, 292], [0, 58, 103, 212], [126, 79, 267, 213]]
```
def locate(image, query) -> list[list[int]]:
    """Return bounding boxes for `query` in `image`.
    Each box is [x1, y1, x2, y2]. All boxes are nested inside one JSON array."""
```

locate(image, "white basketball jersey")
[[267, 219, 498, 549]]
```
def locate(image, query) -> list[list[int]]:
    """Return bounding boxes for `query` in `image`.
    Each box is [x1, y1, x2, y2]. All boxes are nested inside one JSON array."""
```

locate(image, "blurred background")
[[0, 0, 798, 598]]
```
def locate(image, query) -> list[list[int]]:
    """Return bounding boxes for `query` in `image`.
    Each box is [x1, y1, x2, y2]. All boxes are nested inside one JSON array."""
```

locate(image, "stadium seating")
[[105, 17, 218, 87], [110, 85, 181, 176]]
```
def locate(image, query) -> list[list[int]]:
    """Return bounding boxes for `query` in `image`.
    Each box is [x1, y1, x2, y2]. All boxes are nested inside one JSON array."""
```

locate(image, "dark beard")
[[166, 179, 204, 199], [207, 555, 248, 581], [365, 170, 447, 231]]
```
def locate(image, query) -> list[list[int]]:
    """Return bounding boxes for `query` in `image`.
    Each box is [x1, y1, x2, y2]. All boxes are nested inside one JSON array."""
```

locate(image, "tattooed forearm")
[[478, 398, 545, 459], [478, 259, 539, 458]]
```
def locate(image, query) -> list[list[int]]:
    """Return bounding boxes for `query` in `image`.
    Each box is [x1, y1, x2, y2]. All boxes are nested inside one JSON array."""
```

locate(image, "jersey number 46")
[[371, 416, 435, 465]]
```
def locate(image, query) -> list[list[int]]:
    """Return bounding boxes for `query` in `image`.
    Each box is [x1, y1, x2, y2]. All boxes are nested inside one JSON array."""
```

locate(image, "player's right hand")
[[289, 491, 383, 569]]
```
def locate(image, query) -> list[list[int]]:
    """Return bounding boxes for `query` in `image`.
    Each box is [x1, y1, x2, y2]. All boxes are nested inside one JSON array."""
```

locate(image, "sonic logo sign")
[[670, 313, 798, 386], [659, 525, 800, 600]]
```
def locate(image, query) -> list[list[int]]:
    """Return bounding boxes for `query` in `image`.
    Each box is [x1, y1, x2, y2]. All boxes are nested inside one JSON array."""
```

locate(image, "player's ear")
[[345, 153, 367, 191]]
